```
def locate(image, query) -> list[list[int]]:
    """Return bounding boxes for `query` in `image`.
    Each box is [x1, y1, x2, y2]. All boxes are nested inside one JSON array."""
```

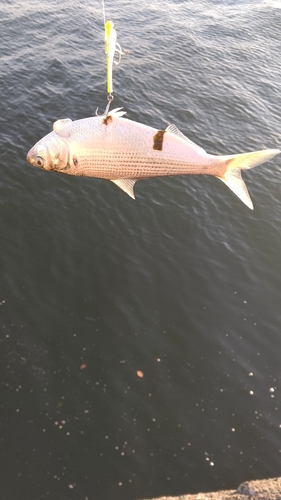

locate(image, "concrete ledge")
[[141, 477, 281, 500]]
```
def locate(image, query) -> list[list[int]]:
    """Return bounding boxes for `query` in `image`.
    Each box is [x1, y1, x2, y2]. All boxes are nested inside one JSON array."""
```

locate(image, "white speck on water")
[[269, 388, 275, 393], [249, 372, 254, 377], [249, 390, 254, 395]]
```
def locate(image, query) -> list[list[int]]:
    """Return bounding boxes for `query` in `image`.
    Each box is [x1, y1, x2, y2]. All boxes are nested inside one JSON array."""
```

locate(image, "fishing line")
[[100, 0, 114, 114], [101, 0, 106, 32]]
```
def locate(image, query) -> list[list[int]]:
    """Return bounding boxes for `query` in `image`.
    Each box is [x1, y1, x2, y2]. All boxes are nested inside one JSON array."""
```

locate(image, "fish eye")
[[35, 156, 44, 168]]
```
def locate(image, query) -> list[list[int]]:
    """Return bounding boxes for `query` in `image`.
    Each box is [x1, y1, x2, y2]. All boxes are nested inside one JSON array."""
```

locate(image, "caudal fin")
[[217, 149, 280, 209]]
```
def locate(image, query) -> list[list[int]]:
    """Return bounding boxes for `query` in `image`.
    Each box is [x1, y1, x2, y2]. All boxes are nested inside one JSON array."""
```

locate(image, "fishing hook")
[[104, 93, 114, 116], [113, 43, 128, 65], [95, 93, 114, 117]]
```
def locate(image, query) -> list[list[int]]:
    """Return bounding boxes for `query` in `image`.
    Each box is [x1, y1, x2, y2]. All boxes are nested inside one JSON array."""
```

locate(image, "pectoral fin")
[[111, 179, 137, 199], [53, 118, 73, 137]]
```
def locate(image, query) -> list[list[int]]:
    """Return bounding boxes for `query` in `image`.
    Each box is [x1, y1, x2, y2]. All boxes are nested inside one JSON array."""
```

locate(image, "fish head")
[[26, 131, 69, 172]]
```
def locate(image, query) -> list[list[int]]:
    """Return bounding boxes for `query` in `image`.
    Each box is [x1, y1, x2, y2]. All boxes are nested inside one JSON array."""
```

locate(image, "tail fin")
[[217, 149, 280, 209]]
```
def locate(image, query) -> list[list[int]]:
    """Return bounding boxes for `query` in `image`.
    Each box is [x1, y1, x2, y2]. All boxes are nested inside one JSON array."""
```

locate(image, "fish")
[[26, 108, 280, 209]]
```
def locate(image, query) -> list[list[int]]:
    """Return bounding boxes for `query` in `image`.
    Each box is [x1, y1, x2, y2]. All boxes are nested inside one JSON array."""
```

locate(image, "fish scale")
[[77, 154, 215, 179]]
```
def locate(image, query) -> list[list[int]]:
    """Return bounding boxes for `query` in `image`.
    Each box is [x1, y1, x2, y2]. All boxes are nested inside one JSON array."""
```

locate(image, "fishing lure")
[[103, 18, 129, 116], [100, 0, 127, 114], [104, 20, 123, 96]]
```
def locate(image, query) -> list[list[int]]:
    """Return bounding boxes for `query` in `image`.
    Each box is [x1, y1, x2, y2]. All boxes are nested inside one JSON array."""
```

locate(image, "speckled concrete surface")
[[141, 477, 281, 500]]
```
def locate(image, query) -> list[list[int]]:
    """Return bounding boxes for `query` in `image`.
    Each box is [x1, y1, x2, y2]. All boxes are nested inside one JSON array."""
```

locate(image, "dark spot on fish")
[[103, 115, 113, 126], [153, 130, 165, 151], [73, 156, 78, 167]]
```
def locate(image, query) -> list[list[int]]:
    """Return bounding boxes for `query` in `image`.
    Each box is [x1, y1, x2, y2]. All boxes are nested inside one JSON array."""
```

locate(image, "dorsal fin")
[[166, 124, 206, 153], [111, 179, 137, 198], [53, 118, 73, 137]]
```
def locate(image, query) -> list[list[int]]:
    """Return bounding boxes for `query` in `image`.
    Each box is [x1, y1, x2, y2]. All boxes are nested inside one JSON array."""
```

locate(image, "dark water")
[[1, 0, 281, 499]]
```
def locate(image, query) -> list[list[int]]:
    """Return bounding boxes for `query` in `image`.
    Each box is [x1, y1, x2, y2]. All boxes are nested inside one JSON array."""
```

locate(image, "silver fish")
[[26, 108, 280, 209]]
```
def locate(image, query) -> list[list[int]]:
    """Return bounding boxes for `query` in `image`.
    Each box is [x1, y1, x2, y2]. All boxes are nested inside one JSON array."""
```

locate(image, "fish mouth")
[[26, 147, 35, 165], [26, 147, 44, 168]]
